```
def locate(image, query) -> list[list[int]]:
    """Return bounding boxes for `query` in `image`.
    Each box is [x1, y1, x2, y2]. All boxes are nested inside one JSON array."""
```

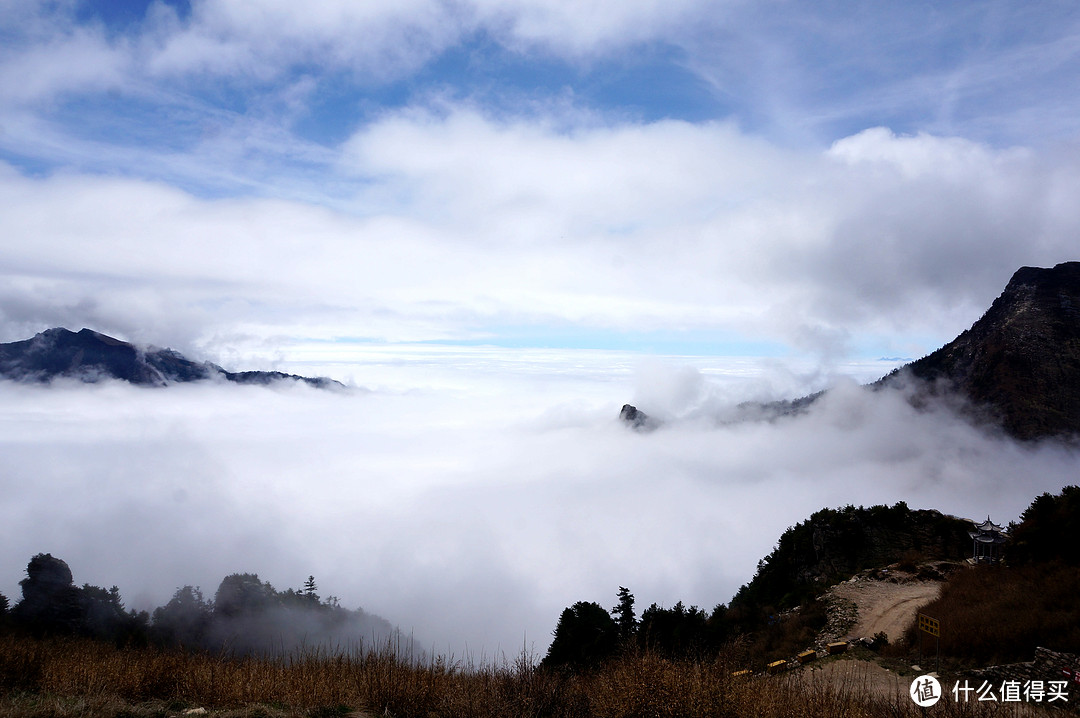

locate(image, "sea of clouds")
[[1, 348, 1076, 660]]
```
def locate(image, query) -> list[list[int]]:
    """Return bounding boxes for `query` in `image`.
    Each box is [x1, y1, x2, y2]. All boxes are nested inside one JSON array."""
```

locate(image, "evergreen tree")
[[78, 584, 148, 646], [213, 573, 276, 617], [81, 585, 125, 640], [638, 601, 710, 658], [541, 601, 618, 670], [302, 575, 320, 605], [12, 553, 83, 635], [1009, 485, 1080, 565], [151, 585, 212, 647], [611, 586, 636, 643], [8, 554, 147, 644]]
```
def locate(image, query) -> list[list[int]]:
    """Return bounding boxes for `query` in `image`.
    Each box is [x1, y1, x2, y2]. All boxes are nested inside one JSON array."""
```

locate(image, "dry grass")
[[0, 634, 1057, 717], [894, 562, 1080, 666]]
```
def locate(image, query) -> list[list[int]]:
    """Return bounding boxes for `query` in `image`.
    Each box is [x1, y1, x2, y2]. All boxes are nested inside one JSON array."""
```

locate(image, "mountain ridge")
[[0, 327, 342, 389], [880, 261, 1080, 440], [622, 261, 1080, 441]]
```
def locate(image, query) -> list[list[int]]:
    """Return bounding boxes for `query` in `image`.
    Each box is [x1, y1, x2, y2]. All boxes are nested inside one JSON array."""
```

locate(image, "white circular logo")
[[910, 674, 942, 707]]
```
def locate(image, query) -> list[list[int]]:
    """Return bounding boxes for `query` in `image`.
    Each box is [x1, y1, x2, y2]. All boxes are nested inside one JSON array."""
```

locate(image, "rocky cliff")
[[883, 262, 1080, 440]]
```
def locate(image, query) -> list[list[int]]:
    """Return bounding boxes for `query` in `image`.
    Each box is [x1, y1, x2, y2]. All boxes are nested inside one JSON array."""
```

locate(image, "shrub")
[[899, 562, 1080, 666]]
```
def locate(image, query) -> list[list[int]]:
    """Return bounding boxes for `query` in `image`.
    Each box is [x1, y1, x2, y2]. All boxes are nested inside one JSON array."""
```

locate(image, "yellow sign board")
[[918, 613, 940, 637]]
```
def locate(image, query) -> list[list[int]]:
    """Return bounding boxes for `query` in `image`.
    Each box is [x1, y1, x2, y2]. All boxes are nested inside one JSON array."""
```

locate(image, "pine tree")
[[541, 601, 618, 669], [612, 586, 636, 643], [151, 586, 211, 647], [303, 576, 319, 604]]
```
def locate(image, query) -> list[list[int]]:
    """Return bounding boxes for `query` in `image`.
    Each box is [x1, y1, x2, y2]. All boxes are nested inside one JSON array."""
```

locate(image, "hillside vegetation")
[[895, 486, 1080, 667], [3, 488, 1078, 716], [0, 557, 394, 656]]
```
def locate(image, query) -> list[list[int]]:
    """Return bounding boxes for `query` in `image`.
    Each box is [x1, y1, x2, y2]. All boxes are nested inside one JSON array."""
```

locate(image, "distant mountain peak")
[[0, 328, 342, 389], [620, 262, 1080, 441], [886, 261, 1080, 440]]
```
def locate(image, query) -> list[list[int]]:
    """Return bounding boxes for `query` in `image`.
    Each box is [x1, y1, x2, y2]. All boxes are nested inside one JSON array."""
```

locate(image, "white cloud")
[[142, 0, 465, 80], [0, 25, 130, 104], [0, 0, 717, 100], [4, 107, 1080, 361], [138, 0, 718, 81], [340, 108, 1080, 353], [342, 108, 773, 233], [467, 0, 713, 56], [6, 0, 1080, 156], [0, 361, 1074, 657]]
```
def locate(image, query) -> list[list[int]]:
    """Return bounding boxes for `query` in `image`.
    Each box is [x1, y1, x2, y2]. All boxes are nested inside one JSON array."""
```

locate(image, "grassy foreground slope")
[[0, 633, 1040, 718], [4, 489, 1078, 716]]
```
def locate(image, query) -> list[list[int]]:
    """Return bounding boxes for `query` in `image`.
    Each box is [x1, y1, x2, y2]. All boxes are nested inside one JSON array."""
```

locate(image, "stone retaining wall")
[[966, 647, 1079, 697]]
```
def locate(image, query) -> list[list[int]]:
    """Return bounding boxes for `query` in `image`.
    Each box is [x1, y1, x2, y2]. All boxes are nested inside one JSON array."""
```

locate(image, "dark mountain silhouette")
[[878, 262, 1080, 440], [0, 328, 342, 389], [621, 262, 1080, 441]]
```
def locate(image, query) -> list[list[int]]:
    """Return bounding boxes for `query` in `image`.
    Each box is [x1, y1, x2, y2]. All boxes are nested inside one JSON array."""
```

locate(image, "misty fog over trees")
[[0, 554, 397, 656], [2, 486, 1077, 676]]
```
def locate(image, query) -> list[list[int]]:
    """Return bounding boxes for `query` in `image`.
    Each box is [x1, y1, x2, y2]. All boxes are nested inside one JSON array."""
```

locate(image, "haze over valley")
[[2, 327, 1077, 656]]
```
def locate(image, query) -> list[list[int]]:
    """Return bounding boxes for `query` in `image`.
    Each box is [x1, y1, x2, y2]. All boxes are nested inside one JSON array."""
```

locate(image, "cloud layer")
[[4, 115, 1080, 363], [4, 1, 1080, 364], [1, 364, 1075, 657]]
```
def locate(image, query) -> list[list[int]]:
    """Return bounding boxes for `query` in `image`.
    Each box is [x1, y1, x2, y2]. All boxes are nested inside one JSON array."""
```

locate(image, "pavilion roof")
[[972, 516, 1005, 533], [969, 531, 1007, 544]]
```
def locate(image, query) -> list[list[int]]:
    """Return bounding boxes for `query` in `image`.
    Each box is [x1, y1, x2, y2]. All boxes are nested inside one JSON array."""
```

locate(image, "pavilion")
[[969, 516, 1007, 564]]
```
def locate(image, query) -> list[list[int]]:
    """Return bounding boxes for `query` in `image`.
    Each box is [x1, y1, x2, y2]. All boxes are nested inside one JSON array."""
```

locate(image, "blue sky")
[[3, 0, 1080, 366]]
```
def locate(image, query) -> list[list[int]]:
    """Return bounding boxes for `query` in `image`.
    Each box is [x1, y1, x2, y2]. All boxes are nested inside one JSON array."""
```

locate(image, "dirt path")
[[801, 658, 908, 701], [829, 578, 941, 642], [799, 577, 944, 704]]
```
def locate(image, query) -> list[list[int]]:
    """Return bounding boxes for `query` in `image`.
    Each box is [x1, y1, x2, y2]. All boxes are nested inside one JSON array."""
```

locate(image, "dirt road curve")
[[802, 658, 908, 701], [830, 579, 941, 642]]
